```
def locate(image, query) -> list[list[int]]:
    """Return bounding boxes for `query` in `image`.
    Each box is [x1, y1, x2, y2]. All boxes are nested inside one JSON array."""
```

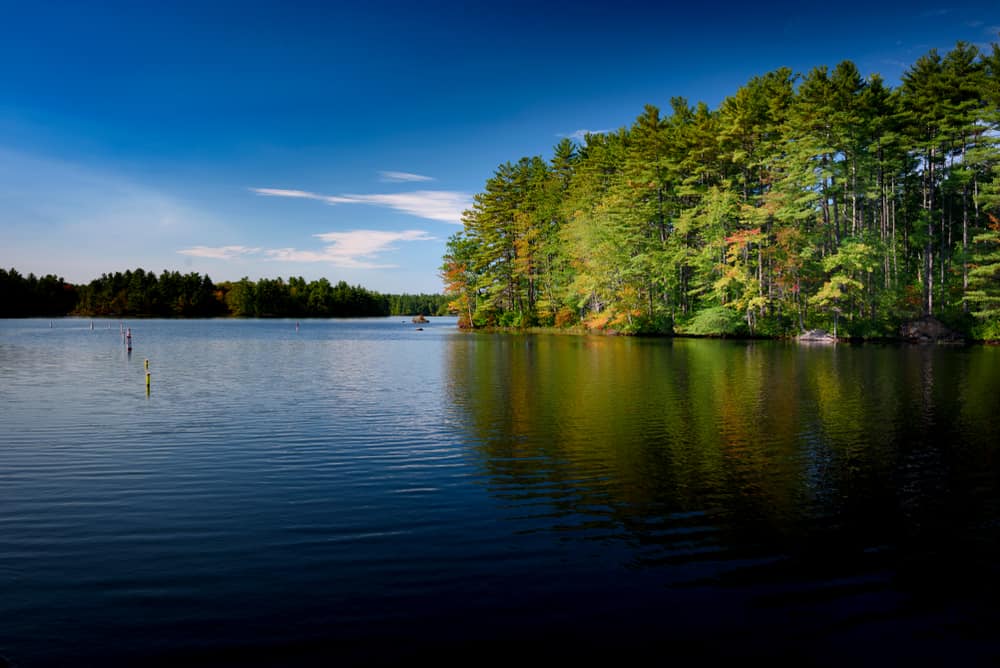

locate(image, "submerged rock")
[[899, 316, 964, 344]]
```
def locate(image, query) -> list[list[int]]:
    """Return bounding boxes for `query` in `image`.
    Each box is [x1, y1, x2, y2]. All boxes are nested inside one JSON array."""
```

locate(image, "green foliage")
[[74, 269, 225, 317], [754, 312, 798, 338], [970, 318, 1000, 341], [3, 267, 447, 320], [0, 268, 78, 316], [967, 229, 1000, 319], [498, 310, 529, 328], [387, 293, 450, 316], [448, 40, 1000, 341], [682, 306, 746, 336]]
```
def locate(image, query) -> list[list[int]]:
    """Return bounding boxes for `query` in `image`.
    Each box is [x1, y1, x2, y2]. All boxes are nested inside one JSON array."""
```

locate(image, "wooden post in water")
[[126, 327, 132, 354], [145, 359, 151, 395]]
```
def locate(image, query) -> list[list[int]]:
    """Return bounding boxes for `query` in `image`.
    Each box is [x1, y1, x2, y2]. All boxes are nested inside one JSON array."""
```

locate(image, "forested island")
[[442, 42, 1000, 341], [0, 267, 449, 318]]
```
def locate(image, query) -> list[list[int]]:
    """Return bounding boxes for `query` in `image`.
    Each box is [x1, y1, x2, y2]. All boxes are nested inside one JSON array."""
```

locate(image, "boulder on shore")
[[899, 316, 964, 344], [798, 329, 836, 343]]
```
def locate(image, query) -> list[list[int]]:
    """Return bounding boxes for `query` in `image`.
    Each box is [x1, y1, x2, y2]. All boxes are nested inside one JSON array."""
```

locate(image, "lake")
[[2, 317, 999, 665]]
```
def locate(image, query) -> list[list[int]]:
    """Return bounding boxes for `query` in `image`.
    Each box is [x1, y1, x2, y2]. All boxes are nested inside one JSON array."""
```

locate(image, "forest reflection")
[[445, 335, 1000, 574]]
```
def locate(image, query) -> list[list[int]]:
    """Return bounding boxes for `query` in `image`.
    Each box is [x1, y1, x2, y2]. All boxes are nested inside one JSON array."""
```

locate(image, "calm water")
[[2, 318, 1000, 665]]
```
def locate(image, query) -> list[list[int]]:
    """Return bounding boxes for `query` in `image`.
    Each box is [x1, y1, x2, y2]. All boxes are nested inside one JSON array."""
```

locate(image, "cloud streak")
[[177, 245, 261, 260], [351, 191, 468, 223], [268, 229, 434, 268], [252, 188, 355, 204], [379, 171, 434, 182], [178, 230, 434, 269], [252, 187, 469, 224]]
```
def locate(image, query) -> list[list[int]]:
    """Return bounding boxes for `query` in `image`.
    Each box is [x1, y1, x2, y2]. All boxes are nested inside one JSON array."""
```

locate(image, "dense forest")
[[0, 267, 449, 318], [442, 42, 1000, 340]]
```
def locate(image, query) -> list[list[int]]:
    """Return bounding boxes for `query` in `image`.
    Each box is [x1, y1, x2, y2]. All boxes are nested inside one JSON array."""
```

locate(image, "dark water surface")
[[2, 318, 999, 665]]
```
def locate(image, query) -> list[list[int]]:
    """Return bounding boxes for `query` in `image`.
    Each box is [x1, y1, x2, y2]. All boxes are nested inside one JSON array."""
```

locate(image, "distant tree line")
[[0, 267, 450, 318], [0, 268, 78, 317], [443, 41, 1000, 339]]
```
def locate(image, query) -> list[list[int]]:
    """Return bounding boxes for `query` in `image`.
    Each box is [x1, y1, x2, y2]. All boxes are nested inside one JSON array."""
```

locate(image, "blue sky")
[[2, 1, 998, 293]]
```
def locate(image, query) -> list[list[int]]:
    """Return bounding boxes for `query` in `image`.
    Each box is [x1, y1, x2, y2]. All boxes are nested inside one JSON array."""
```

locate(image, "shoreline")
[[458, 325, 997, 345]]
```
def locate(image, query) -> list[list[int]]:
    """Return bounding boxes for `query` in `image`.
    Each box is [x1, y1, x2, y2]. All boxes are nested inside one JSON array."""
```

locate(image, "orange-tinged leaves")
[[725, 227, 762, 246]]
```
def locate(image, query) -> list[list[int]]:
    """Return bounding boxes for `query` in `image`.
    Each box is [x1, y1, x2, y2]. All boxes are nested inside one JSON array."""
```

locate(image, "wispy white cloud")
[[559, 128, 613, 141], [350, 191, 467, 223], [177, 245, 261, 260], [379, 170, 434, 183], [252, 187, 469, 224], [251, 188, 355, 204], [269, 229, 434, 268], [177, 230, 434, 269]]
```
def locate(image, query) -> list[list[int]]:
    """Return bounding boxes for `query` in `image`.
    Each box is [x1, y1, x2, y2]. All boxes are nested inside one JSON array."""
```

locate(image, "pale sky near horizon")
[[2, 0, 998, 293]]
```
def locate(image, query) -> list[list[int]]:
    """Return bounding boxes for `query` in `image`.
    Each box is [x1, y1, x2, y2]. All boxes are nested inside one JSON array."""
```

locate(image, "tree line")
[[0, 267, 450, 318], [442, 42, 1000, 339]]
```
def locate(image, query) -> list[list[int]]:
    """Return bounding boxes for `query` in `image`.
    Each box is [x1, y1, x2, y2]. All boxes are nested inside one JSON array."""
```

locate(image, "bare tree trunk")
[[892, 175, 898, 286], [851, 158, 858, 235], [821, 190, 832, 255], [941, 205, 947, 290], [831, 161, 842, 246], [962, 183, 969, 312], [924, 149, 935, 316]]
